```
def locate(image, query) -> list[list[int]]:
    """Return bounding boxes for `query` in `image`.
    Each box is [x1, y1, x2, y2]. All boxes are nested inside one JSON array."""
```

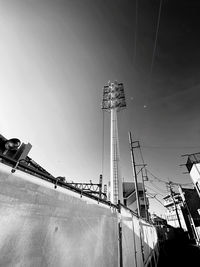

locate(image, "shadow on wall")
[[121, 206, 159, 267]]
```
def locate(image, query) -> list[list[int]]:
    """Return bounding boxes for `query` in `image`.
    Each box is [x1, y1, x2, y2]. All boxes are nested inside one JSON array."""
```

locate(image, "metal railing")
[[0, 153, 115, 209]]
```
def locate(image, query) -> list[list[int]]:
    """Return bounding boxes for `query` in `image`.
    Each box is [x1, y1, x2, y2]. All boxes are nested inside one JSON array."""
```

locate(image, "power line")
[[149, 180, 168, 194], [133, 0, 138, 64], [146, 192, 165, 207], [133, 142, 168, 196], [145, 184, 165, 197], [137, 142, 145, 164], [147, 169, 193, 187], [138, 143, 148, 177], [147, 169, 167, 184], [133, 143, 193, 189], [153, 195, 165, 207], [149, 0, 163, 78], [147, 192, 157, 198], [170, 181, 193, 187], [141, 145, 200, 150]]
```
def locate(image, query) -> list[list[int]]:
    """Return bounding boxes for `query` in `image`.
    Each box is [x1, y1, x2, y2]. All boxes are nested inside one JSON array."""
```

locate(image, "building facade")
[[178, 186, 200, 244], [163, 193, 188, 231], [123, 182, 149, 220], [186, 153, 200, 198]]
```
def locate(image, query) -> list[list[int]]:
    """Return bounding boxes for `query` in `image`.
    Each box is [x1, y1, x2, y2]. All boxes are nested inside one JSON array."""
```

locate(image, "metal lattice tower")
[[102, 81, 126, 205]]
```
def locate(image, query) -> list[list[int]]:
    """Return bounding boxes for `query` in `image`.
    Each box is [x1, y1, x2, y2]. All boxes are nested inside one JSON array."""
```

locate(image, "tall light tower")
[[102, 81, 126, 205]]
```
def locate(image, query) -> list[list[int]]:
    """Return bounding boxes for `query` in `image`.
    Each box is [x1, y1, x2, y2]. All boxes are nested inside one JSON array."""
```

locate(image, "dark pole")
[[128, 132, 141, 217], [169, 182, 182, 229], [141, 167, 149, 221], [118, 200, 123, 267]]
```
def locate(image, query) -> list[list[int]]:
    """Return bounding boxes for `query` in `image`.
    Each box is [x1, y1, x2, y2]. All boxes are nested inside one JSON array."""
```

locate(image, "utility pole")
[[128, 132, 141, 217], [128, 135, 145, 263], [169, 181, 182, 229], [141, 167, 149, 221]]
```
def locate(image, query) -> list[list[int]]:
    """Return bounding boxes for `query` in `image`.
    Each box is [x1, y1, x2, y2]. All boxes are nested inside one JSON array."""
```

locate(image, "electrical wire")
[[133, 141, 168, 198], [146, 192, 165, 207], [170, 181, 193, 187], [141, 144, 200, 150], [128, 135, 192, 209], [147, 169, 167, 184], [132, 140, 193, 193], [145, 184, 165, 197], [133, 0, 138, 64], [138, 143, 148, 179], [147, 169, 193, 187], [149, 180, 168, 194], [147, 192, 157, 198], [149, 0, 163, 78]]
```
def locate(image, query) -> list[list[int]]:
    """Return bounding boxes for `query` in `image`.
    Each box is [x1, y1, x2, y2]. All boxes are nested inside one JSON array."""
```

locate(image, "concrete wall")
[[121, 207, 158, 267], [0, 163, 158, 267], [0, 164, 119, 267]]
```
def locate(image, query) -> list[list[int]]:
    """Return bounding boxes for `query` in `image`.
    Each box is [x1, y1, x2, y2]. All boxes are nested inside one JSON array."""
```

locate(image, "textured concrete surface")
[[0, 164, 118, 267], [0, 163, 159, 267]]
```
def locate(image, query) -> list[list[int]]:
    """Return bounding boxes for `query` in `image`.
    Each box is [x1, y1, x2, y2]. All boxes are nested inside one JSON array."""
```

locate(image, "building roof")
[[186, 152, 200, 172]]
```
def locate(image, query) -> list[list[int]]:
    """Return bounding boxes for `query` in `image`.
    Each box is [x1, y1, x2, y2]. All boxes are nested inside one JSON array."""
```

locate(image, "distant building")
[[185, 152, 200, 198], [178, 186, 200, 244], [123, 182, 149, 219], [151, 214, 167, 226], [163, 193, 188, 231]]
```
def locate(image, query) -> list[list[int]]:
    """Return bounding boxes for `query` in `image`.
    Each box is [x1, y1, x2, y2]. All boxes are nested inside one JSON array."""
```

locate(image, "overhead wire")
[[100, 0, 191, 202], [149, 0, 163, 79], [170, 181, 193, 187], [133, 0, 138, 64], [146, 192, 157, 198], [134, 141, 168, 203], [138, 143, 148, 178], [147, 169, 167, 184], [133, 139, 192, 196], [141, 144, 200, 150], [149, 180, 168, 194], [147, 169, 193, 187], [130, 0, 193, 203], [146, 192, 165, 207], [127, 136, 166, 212], [145, 184, 165, 197], [137, 144, 169, 195]]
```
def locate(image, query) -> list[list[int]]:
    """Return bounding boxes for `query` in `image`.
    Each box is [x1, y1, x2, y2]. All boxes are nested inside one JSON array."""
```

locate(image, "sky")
[[0, 0, 200, 215]]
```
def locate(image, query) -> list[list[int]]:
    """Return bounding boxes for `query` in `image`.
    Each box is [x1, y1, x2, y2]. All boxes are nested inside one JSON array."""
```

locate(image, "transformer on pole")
[[102, 81, 126, 205]]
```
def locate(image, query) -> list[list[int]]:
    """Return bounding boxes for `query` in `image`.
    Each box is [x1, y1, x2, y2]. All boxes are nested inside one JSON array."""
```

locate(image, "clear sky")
[[1, 0, 200, 215]]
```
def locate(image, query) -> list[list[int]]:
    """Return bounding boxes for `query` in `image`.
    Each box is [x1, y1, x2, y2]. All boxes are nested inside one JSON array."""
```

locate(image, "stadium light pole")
[[102, 81, 126, 205]]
